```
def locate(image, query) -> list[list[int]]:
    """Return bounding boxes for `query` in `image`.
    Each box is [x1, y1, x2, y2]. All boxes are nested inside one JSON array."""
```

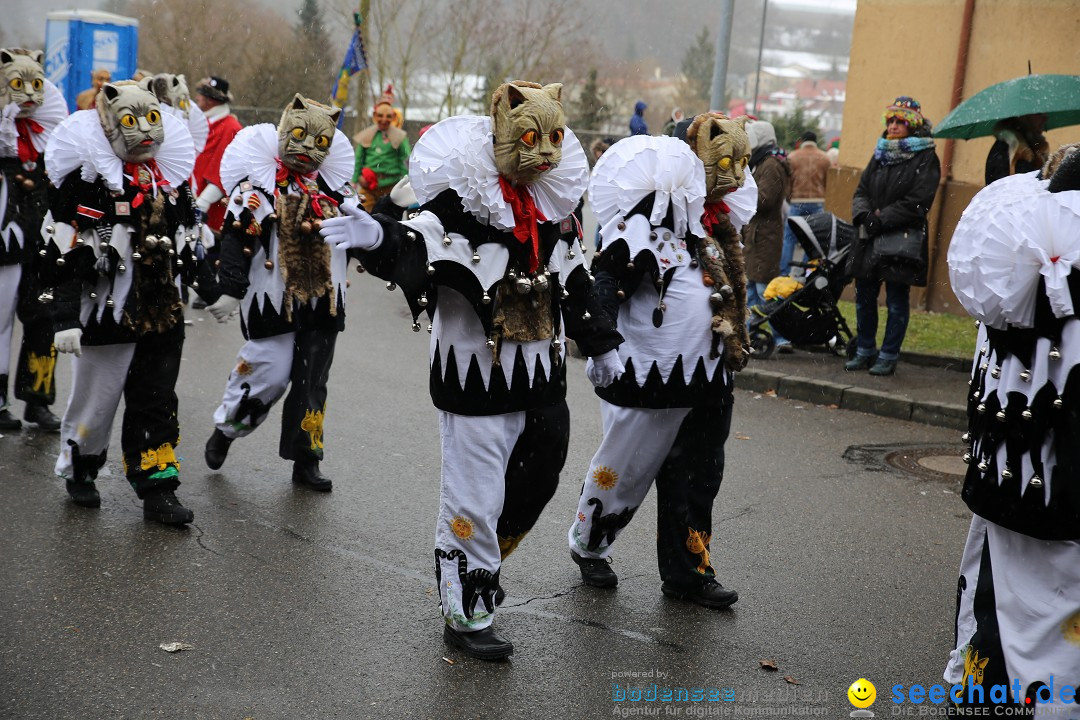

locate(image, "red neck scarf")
[[701, 200, 731, 236], [123, 159, 168, 208], [15, 117, 43, 165], [275, 159, 338, 218], [498, 175, 547, 273]]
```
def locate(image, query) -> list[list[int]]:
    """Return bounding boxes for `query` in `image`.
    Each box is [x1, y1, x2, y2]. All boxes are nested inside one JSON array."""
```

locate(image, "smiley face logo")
[[848, 679, 877, 709]]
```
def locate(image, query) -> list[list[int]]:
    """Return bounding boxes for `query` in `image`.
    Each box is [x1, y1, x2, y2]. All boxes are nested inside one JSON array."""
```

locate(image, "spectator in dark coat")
[[984, 113, 1049, 185], [846, 96, 940, 377], [629, 100, 648, 135], [742, 121, 792, 350]]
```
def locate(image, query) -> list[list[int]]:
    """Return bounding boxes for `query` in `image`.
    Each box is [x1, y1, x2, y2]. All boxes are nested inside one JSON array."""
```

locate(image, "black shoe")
[[24, 403, 61, 431], [571, 550, 618, 588], [494, 585, 506, 606], [868, 358, 898, 376], [204, 429, 232, 470], [0, 408, 21, 430], [661, 579, 739, 609], [443, 624, 513, 661], [143, 489, 194, 525], [292, 460, 332, 492], [66, 480, 101, 508]]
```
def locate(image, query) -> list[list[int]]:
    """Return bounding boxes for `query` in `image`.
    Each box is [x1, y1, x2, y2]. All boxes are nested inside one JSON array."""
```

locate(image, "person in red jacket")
[[192, 76, 242, 235]]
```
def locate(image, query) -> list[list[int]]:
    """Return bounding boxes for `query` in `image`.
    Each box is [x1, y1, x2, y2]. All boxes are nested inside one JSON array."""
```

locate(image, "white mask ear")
[[0, 50, 14, 65], [102, 83, 120, 103], [30, 50, 44, 66], [329, 107, 342, 126]]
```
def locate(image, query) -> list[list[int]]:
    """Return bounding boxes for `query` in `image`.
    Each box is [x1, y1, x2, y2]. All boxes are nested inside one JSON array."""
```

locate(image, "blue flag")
[[331, 25, 368, 128]]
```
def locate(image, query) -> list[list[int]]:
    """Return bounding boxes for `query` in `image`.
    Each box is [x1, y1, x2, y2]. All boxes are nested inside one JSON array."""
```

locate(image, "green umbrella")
[[934, 74, 1080, 139]]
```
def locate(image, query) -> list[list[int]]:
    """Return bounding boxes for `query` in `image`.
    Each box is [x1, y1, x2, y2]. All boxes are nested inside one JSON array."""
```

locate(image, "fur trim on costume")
[[698, 212, 749, 371], [275, 192, 337, 322]]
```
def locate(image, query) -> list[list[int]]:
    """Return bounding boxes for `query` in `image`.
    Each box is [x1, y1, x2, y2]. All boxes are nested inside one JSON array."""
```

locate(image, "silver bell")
[[485, 338, 496, 349], [1050, 347, 1062, 360], [616, 290, 626, 299], [961, 432, 971, 443], [976, 403, 986, 414], [507, 270, 517, 280], [515, 277, 532, 294], [481, 292, 491, 305], [977, 460, 989, 472], [995, 410, 1006, 421], [980, 362, 989, 371], [626, 261, 635, 271], [418, 293, 428, 307], [45, 225, 55, 235], [962, 453, 972, 464], [532, 275, 549, 292], [176, 258, 184, 267], [1022, 409, 1033, 420], [118, 263, 126, 273], [991, 367, 1000, 379], [55, 257, 65, 266], [561, 289, 569, 300], [719, 284, 734, 299], [386, 281, 396, 291], [412, 322, 422, 332], [690, 259, 699, 269], [552, 338, 562, 350], [89, 291, 97, 299], [1001, 466, 1013, 480], [1029, 475, 1043, 488], [710, 292, 723, 304], [471, 252, 481, 264], [406, 230, 417, 241], [567, 248, 576, 260], [426, 264, 435, 275], [427, 323, 433, 334], [132, 252, 141, 260], [1019, 370, 1031, 382], [105, 297, 114, 308], [38, 249, 47, 257], [1054, 397, 1064, 409], [443, 235, 452, 246], [582, 310, 591, 320]]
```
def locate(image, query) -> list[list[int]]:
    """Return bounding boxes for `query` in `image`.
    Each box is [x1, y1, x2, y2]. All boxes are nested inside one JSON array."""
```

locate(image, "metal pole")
[[709, 0, 735, 112], [752, 0, 768, 116]]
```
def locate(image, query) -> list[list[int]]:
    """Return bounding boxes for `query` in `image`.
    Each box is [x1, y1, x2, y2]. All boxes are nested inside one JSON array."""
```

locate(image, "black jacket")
[[850, 146, 940, 287]]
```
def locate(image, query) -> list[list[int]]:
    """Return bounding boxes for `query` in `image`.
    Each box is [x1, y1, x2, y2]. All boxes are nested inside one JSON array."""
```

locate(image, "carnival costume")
[[945, 147, 1080, 707], [0, 49, 66, 430], [41, 79, 206, 524], [203, 95, 359, 491], [567, 118, 757, 608], [321, 81, 623, 660]]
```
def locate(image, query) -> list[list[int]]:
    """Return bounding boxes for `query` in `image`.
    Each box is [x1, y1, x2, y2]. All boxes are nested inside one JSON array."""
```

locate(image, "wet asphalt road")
[[1, 270, 970, 720]]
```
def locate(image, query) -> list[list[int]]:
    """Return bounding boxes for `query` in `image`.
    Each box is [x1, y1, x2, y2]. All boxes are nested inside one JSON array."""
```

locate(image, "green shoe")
[[845, 353, 877, 371], [869, 358, 898, 376]]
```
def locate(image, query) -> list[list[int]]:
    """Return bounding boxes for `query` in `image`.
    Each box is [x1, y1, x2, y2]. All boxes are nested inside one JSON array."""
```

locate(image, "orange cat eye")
[[520, 129, 539, 147], [549, 128, 564, 145]]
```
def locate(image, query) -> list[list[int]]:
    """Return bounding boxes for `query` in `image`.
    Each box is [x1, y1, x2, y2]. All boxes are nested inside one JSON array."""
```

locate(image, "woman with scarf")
[[846, 96, 940, 376]]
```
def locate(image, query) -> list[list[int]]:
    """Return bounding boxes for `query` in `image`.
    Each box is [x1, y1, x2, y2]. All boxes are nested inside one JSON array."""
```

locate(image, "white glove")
[[55, 328, 83, 357], [207, 294, 241, 323], [320, 202, 384, 251], [585, 349, 625, 388]]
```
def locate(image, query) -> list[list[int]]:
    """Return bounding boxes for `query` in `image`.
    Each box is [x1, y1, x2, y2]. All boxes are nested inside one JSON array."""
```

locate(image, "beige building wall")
[[829, 0, 1080, 313]]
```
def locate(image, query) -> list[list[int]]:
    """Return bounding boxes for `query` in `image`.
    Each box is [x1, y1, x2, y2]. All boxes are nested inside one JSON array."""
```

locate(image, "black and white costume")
[[945, 166, 1080, 706], [345, 116, 622, 632], [568, 135, 758, 591], [0, 77, 65, 423], [208, 124, 358, 468], [41, 108, 205, 507]]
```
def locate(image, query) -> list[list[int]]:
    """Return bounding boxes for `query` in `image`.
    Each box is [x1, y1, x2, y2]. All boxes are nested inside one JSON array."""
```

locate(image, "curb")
[[738, 367, 968, 430]]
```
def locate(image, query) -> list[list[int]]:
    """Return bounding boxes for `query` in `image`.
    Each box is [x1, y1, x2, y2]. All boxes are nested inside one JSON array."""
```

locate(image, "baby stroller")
[[748, 212, 856, 359]]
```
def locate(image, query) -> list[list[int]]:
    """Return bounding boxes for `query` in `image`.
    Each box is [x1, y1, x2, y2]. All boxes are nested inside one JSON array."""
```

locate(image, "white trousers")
[[213, 334, 294, 438], [945, 515, 1080, 711], [0, 263, 19, 382], [568, 402, 690, 558], [436, 410, 526, 631], [55, 343, 136, 478]]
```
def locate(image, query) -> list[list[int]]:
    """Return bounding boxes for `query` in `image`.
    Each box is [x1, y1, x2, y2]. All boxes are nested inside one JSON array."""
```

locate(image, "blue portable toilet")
[[44, 10, 139, 112]]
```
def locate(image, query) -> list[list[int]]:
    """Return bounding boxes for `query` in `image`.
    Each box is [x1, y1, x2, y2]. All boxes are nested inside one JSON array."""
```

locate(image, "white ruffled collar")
[[218, 123, 353, 196], [163, 102, 208, 154], [45, 109, 196, 192], [0, 78, 67, 160], [588, 134, 758, 241], [409, 115, 589, 230]]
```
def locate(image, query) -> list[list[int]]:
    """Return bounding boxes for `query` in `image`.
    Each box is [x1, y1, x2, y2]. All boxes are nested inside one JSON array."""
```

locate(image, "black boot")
[[204, 429, 233, 470], [66, 480, 101, 508], [24, 403, 61, 431], [142, 488, 194, 525], [0, 408, 21, 430], [292, 459, 332, 491], [443, 624, 513, 661]]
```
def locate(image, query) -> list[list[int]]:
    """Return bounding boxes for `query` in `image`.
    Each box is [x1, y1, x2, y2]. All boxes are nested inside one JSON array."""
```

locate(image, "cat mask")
[[96, 79, 164, 164], [491, 81, 565, 186], [685, 113, 750, 202], [151, 73, 193, 119], [0, 49, 46, 119], [277, 94, 340, 174]]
